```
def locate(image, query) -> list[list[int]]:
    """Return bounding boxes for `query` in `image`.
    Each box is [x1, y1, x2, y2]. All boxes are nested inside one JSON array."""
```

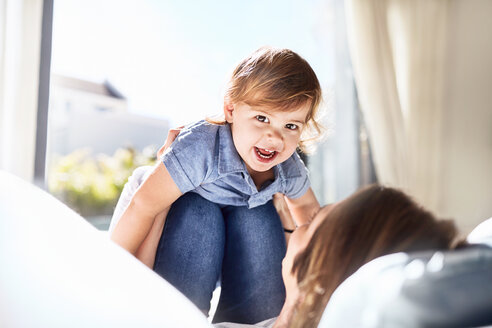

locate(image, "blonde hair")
[[289, 185, 460, 328], [210, 47, 323, 153]]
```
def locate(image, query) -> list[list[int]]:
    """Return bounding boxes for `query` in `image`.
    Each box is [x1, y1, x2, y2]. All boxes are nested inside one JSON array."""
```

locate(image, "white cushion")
[[319, 253, 410, 328], [319, 247, 492, 327], [0, 171, 211, 328], [467, 217, 492, 247]]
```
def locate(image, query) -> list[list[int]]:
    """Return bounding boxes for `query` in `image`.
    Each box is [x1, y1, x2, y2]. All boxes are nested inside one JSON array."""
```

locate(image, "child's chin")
[[251, 163, 275, 172]]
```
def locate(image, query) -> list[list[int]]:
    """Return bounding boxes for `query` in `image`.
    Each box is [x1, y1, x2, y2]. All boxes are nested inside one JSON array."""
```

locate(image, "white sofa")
[[0, 171, 210, 328]]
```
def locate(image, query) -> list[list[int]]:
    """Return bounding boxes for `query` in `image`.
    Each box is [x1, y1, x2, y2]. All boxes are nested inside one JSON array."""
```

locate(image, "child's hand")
[[157, 126, 184, 158]]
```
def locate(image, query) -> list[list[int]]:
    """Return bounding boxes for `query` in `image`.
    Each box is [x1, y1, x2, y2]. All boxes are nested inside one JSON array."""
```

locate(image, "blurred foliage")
[[48, 146, 157, 217]]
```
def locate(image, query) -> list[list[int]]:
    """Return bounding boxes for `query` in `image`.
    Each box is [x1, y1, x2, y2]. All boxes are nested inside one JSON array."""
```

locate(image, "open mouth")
[[255, 147, 277, 161]]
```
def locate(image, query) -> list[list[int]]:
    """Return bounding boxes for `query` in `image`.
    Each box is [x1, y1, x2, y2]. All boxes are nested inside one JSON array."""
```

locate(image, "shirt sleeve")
[[283, 153, 311, 199], [108, 166, 152, 235], [161, 124, 216, 194]]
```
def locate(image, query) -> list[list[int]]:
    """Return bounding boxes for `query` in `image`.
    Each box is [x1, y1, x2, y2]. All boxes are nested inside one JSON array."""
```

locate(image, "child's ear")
[[223, 101, 234, 123]]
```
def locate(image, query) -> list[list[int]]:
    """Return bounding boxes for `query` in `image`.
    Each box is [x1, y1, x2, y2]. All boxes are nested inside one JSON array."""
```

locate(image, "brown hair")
[[289, 185, 459, 328], [211, 47, 323, 153]]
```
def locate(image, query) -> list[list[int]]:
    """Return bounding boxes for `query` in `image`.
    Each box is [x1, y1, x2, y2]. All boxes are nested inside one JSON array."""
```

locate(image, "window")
[[45, 0, 365, 228]]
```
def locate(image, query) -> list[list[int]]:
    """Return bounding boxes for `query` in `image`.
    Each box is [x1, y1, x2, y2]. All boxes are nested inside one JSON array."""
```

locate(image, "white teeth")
[[257, 147, 274, 153], [256, 147, 275, 159]]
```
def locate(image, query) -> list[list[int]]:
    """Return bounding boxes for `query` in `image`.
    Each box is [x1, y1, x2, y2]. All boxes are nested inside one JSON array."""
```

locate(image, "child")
[[110, 47, 323, 324]]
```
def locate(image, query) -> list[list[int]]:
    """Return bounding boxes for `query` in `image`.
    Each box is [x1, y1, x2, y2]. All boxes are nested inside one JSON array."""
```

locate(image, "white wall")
[[48, 82, 169, 157], [440, 0, 492, 233], [61, 108, 169, 156], [48, 104, 169, 157]]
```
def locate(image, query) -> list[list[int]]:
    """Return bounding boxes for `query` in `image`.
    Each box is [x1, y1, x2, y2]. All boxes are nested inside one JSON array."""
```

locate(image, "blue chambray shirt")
[[161, 120, 310, 209]]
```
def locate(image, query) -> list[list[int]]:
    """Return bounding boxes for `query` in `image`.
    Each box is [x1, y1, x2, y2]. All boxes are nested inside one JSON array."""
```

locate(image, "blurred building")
[[47, 74, 169, 156]]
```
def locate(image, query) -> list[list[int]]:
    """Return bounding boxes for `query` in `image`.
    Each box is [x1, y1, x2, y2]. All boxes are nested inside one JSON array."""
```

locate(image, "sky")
[[51, 0, 335, 126]]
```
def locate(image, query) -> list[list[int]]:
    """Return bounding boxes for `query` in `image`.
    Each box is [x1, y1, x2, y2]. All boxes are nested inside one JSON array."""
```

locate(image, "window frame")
[[34, 0, 54, 189]]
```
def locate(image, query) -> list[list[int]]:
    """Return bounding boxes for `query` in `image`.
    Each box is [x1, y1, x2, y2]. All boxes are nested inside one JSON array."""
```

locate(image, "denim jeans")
[[153, 192, 287, 324]]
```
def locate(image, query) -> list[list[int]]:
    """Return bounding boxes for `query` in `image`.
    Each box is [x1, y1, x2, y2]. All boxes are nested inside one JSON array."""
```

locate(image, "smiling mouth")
[[255, 147, 277, 159]]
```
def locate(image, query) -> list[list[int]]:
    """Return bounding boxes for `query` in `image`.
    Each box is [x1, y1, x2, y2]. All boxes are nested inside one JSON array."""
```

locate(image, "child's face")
[[224, 101, 310, 175]]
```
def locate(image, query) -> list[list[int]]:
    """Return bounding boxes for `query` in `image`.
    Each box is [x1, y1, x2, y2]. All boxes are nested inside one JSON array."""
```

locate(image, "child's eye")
[[255, 115, 269, 123], [285, 123, 299, 130]]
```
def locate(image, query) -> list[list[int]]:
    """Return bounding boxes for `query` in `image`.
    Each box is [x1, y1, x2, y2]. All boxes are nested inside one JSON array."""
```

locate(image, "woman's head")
[[223, 47, 323, 153], [285, 185, 458, 328]]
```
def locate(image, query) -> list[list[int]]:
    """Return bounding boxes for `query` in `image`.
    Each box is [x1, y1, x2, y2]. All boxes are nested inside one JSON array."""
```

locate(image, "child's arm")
[[132, 127, 183, 267], [109, 128, 182, 267], [284, 187, 320, 226], [110, 162, 182, 255], [134, 207, 169, 267]]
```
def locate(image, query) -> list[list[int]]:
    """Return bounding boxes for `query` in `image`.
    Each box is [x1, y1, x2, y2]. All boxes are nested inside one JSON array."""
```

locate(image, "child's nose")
[[265, 129, 284, 151]]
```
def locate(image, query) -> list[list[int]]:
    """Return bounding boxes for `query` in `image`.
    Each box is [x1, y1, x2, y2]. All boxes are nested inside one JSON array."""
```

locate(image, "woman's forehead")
[[288, 203, 340, 256], [307, 203, 338, 234]]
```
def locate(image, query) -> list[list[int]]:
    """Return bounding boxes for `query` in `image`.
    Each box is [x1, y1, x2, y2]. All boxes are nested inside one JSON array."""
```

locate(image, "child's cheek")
[[286, 135, 302, 155], [251, 123, 265, 136]]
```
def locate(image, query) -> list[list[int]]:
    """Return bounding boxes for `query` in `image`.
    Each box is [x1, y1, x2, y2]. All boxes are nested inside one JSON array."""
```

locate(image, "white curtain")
[[344, 0, 449, 213], [0, 0, 44, 182]]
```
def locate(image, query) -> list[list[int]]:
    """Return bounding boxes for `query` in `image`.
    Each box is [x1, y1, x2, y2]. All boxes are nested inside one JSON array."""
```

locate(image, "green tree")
[[48, 146, 157, 217]]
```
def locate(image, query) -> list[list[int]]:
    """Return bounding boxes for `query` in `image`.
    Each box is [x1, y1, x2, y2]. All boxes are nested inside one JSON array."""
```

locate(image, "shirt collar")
[[277, 154, 302, 180], [218, 123, 247, 174]]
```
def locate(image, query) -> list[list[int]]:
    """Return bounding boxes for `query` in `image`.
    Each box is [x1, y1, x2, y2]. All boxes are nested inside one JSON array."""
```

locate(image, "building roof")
[[51, 74, 126, 100]]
